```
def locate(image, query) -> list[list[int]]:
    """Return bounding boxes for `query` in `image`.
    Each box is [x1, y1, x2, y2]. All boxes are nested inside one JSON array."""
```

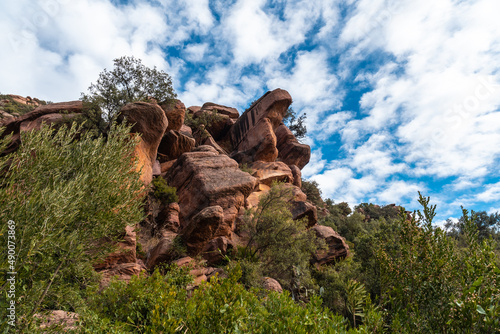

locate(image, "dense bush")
[[0, 123, 144, 331], [240, 183, 321, 293], [151, 176, 178, 204]]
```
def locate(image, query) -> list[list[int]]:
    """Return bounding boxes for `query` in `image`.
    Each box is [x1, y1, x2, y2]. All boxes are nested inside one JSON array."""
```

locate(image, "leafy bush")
[[83, 264, 357, 333], [241, 183, 321, 293], [151, 176, 178, 204], [0, 123, 144, 331]]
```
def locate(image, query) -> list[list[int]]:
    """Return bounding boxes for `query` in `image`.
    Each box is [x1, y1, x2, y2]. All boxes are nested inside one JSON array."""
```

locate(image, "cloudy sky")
[[1, 0, 499, 222]]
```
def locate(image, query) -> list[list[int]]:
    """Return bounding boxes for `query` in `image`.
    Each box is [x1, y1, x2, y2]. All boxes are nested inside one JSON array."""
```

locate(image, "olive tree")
[[81, 56, 177, 123]]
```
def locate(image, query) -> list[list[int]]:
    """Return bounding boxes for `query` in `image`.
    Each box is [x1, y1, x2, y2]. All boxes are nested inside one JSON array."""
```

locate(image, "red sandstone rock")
[[262, 277, 283, 293], [182, 206, 224, 255], [166, 146, 257, 237], [94, 225, 137, 270], [161, 99, 186, 132], [145, 231, 178, 269], [158, 130, 196, 161], [117, 102, 168, 185], [201, 102, 239, 119], [99, 262, 146, 288], [0, 101, 83, 155], [289, 165, 302, 188], [311, 225, 350, 265], [230, 89, 292, 164], [250, 161, 294, 186], [202, 236, 235, 265], [275, 123, 311, 169]]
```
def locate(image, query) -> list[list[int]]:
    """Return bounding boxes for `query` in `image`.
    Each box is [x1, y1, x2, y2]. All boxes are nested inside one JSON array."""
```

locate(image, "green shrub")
[[151, 176, 178, 204], [0, 123, 144, 331], [241, 183, 322, 293]]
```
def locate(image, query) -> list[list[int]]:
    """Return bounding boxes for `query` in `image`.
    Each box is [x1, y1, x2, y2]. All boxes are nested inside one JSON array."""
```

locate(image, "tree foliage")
[[283, 107, 307, 140], [241, 183, 320, 292], [0, 123, 144, 331], [81, 56, 177, 123]]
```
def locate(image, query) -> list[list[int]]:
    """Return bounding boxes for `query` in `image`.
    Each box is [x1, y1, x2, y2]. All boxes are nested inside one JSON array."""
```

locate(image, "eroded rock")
[[230, 89, 292, 164], [182, 206, 224, 255], [275, 123, 311, 169], [117, 102, 168, 185], [167, 146, 257, 238], [311, 225, 350, 265]]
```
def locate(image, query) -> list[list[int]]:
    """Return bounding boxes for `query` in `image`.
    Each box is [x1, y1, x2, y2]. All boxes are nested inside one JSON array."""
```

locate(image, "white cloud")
[[184, 43, 209, 62], [377, 180, 423, 204], [302, 149, 327, 178], [338, 0, 500, 182]]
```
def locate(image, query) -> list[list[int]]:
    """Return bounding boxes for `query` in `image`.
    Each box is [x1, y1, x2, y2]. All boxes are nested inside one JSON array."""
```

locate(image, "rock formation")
[[117, 102, 168, 185], [1, 91, 350, 281]]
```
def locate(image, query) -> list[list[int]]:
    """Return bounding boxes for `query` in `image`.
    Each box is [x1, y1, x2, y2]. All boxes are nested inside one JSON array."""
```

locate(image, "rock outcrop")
[[311, 225, 350, 265], [275, 123, 311, 169], [0, 101, 83, 155], [167, 145, 257, 238], [117, 102, 168, 185], [230, 89, 292, 163], [158, 130, 196, 161], [182, 206, 224, 255], [161, 99, 186, 132]]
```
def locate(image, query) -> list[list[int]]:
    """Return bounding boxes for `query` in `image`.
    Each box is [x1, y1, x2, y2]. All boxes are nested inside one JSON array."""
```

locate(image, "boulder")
[[230, 89, 292, 164], [311, 225, 350, 265], [158, 130, 196, 161], [194, 129, 227, 155], [99, 263, 146, 288], [0, 101, 83, 155], [202, 236, 235, 265], [117, 102, 168, 185], [35, 310, 79, 331], [167, 146, 257, 237], [289, 165, 302, 188], [93, 225, 136, 270], [250, 161, 293, 186], [182, 206, 224, 255], [282, 184, 317, 226], [201, 102, 239, 119], [275, 123, 311, 169], [262, 277, 283, 293], [180, 124, 193, 136], [245, 183, 271, 209], [158, 202, 180, 233], [193, 110, 234, 141], [145, 232, 178, 268], [187, 106, 201, 114], [231, 118, 278, 163], [161, 99, 186, 132], [291, 201, 318, 227]]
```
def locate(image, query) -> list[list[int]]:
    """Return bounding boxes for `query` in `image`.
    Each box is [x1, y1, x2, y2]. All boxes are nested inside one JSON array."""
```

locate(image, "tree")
[[283, 107, 307, 140], [301, 179, 324, 208], [241, 183, 320, 292], [0, 123, 144, 331], [81, 56, 177, 123]]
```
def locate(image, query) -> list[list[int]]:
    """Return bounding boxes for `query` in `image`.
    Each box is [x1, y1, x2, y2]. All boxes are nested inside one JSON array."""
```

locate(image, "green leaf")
[[476, 305, 486, 315], [472, 276, 483, 287]]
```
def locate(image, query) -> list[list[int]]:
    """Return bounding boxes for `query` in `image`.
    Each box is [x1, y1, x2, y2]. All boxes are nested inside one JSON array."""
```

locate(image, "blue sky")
[[1, 0, 500, 223]]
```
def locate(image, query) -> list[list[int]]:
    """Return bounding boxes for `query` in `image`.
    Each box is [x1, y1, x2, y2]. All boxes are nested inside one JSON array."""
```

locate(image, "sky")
[[1, 0, 500, 223]]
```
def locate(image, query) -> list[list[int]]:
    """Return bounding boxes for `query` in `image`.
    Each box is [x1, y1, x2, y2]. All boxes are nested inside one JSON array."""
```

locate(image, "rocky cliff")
[[0, 89, 349, 286]]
